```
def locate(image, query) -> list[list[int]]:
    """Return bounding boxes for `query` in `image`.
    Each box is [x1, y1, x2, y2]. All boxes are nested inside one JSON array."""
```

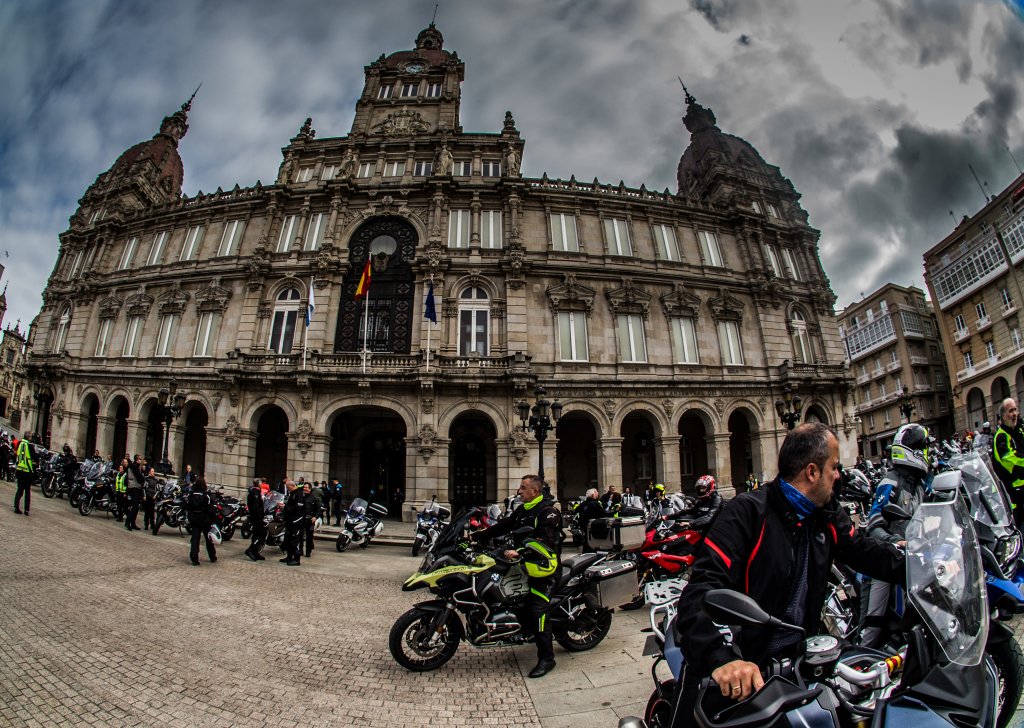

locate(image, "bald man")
[[993, 398, 1024, 527]]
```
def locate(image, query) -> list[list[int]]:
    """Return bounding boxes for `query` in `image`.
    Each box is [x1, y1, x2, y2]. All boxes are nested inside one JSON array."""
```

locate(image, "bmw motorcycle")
[[411, 496, 451, 557], [151, 480, 185, 535], [335, 497, 387, 552], [389, 509, 636, 672], [76, 462, 119, 518]]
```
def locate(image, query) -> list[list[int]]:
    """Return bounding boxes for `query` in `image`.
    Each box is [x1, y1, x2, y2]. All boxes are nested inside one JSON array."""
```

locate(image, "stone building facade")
[[25, 24, 854, 510]]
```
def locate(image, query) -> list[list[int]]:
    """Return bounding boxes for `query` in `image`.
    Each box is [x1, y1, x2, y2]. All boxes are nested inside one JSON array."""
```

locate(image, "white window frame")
[[53, 307, 71, 354], [268, 289, 302, 354], [95, 318, 113, 357], [426, 82, 442, 98], [781, 247, 802, 281], [377, 85, 393, 99], [718, 320, 745, 365], [122, 315, 142, 358], [448, 209, 471, 249], [453, 160, 472, 176], [604, 218, 633, 257], [179, 225, 205, 261], [383, 160, 405, 177], [671, 317, 699, 364], [550, 213, 579, 253], [557, 311, 589, 362], [304, 213, 327, 251], [954, 314, 967, 333], [765, 245, 783, 277], [193, 312, 220, 357], [321, 164, 338, 181], [154, 314, 178, 358], [480, 210, 503, 249], [118, 237, 139, 271], [654, 224, 680, 261], [698, 230, 724, 267], [481, 160, 501, 177], [296, 166, 314, 183], [357, 161, 375, 178], [148, 231, 169, 266], [401, 82, 418, 97], [976, 301, 988, 320], [413, 160, 433, 177], [617, 314, 647, 363], [964, 350, 974, 369], [986, 340, 997, 359], [791, 312, 812, 364], [752, 200, 762, 214], [277, 215, 299, 253], [767, 203, 780, 218], [458, 287, 490, 357], [218, 220, 245, 257], [68, 249, 85, 279]]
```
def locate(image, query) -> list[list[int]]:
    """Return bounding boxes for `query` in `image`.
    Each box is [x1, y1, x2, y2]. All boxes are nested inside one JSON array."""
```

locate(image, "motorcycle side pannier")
[[583, 559, 638, 609], [587, 516, 645, 550], [368, 503, 389, 518]]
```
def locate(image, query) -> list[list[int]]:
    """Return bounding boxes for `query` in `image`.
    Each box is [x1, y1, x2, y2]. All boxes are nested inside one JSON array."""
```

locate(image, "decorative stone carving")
[[124, 289, 154, 317], [211, 391, 223, 410], [224, 415, 239, 451], [97, 294, 124, 320], [195, 280, 232, 312], [157, 285, 190, 315], [605, 278, 652, 318], [434, 143, 453, 175], [247, 237, 271, 291], [546, 273, 596, 313], [418, 424, 438, 463], [757, 397, 767, 415], [504, 145, 520, 177], [714, 398, 726, 416], [503, 110, 518, 135], [294, 419, 313, 456], [662, 399, 675, 418], [53, 400, 65, 424], [603, 399, 617, 418], [660, 284, 702, 318], [509, 427, 530, 464], [467, 383, 479, 408], [372, 109, 431, 137], [708, 289, 744, 322]]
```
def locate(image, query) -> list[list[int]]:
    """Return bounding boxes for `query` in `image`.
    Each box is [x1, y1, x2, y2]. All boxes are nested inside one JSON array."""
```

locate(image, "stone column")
[[598, 436, 623, 490], [286, 430, 330, 483], [656, 435, 681, 489], [62, 411, 90, 454], [96, 415, 115, 460], [168, 421, 186, 474], [708, 432, 732, 491], [127, 417, 148, 458]]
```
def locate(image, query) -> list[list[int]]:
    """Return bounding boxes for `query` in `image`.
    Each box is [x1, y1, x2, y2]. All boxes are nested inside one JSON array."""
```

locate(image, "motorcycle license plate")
[[642, 634, 661, 657]]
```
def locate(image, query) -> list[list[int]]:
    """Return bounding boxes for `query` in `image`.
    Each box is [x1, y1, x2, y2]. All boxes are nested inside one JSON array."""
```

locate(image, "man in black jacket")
[[186, 478, 217, 566], [576, 487, 607, 552], [472, 474, 563, 678], [245, 480, 268, 562], [281, 479, 314, 566], [671, 423, 904, 725]]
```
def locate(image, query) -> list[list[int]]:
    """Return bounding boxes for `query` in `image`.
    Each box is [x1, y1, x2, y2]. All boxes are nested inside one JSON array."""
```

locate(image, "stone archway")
[[991, 378, 1011, 424], [328, 406, 408, 514], [81, 394, 100, 457], [254, 406, 289, 487], [678, 411, 711, 493], [555, 411, 599, 500], [728, 408, 759, 490], [621, 411, 658, 492], [109, 396, 130, 461], [804, 404, 829, 425], [140, 399, 165, 465], [448, 412, 498, 511], [966, 387, 986, 431], [180, 404, 208, 476]]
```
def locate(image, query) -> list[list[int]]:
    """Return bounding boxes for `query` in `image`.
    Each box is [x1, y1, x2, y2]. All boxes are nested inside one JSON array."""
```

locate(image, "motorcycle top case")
[[583, 559, 638, 609], [587, 516, 646, 550], [368, 502, 389, 518]]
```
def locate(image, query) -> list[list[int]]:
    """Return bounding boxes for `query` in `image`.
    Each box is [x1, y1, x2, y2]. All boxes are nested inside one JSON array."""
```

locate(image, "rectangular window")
[[481, 160, 501, 177], [193, 312, 220, 357], [954, 314, 967, 333], [603, 218, 633, 256], [1001, 287, 1014, 308], [68, 250, 85, 279], [698, 230, 724, 267], [550, 213, 579, 252], [377, 85, 393, 99], [304, 213, 327, 251], [426, 82, 442, 98], [321, 164, 338, 181], [879, 300, 888, 313], [480, 210, 503, 249], [718, 320, 745, 365], [879, 382, 886, 398], [752, 200, 762, 214], [413, 160, 433, 176], [976, 302, 988, 320], [890, 349, 898, 363], [653, 224, 680, 261], [986, 340, 997, 359], [671, 318, 699, 364], [148, 231, 169, 265], [117, 237, 139, 271], [459, 310, 489, 356], [94, 319, 113, 357], [448, 209, 470, 249], [218, 220, 245, 257], [383, 160, 405, 177], [296, 167, 314, 183], [401, 82, 418, 97], [767, 203, 780, 218], [617, 314, 647, 363], [277, 215, 299, 252], [1013, 328, 1022, 350], [964, 351, 974, 369], [357, 161, 375, 178], [154, 314, 178, 357], [179, 225, 205, 261], [557, 311, 589, 362], [781, 247, 802, 280], [122, 316, 142, 357], [765, 245, 783, 277], [454, 160, 472, 176]]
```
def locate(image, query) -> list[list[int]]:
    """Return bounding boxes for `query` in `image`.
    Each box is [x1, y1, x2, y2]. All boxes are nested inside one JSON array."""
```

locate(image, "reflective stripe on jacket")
[[115, 473, 127, 493], [16, 441, 33, 473], [994, 425, 1024, 490]]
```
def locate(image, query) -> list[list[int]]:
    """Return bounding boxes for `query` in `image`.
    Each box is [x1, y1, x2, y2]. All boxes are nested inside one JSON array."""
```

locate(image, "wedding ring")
[[731, 685, 741, 692]]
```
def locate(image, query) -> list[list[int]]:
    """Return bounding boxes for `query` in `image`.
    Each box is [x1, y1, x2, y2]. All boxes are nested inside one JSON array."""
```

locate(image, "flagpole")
[[303, 277, 313, 370], [425, 276, 433, 372], [362, 284, 371, 375]]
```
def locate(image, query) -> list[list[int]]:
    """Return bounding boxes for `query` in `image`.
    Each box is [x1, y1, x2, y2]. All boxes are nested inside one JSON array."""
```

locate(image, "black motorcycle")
[[151, 480, 186, 535], [411, 496, 451, 557], [77, 462, 120, 519], [40, 453, 76, 499]]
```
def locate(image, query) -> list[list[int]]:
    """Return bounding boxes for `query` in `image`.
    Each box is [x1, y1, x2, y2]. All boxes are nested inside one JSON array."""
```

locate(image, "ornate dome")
[[380, 24, 454, 70]]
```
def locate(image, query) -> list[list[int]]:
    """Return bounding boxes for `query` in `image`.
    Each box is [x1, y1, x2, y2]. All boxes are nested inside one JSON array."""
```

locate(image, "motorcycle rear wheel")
[[388, 608, 463, 672], [411, 539, 422, 557], [78, 498, 94, 516], [41, 475, 57, 498], [644, 680, 677, 728], [990, 636, 1024, 728], [336, 533, 351, 552], [555, 607, 613, 652], [240, 523, 252, 540], [69, 490, 81, 508]]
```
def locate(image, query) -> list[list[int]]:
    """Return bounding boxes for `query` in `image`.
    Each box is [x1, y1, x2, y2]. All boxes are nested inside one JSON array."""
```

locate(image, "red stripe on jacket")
[[745, 521, 767, 593], [705, 537, 732, 569]]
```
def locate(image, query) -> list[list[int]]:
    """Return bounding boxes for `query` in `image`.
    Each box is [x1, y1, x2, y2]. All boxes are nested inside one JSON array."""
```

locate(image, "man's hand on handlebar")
[[711, 660, 764, 702]]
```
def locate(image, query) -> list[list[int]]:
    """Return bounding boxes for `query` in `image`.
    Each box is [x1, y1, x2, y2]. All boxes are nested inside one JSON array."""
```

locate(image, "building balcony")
[[956, 366, 976, 382], [977, 316, 992, 331], [886, 360, 902, 373], [227, 350, 530, 381], [954, 328, 970, 342], [1004, 303, 1018, 318], [872, 368, 884, 378], [856, 373, 871, 385], [909, 355, 930, 366]]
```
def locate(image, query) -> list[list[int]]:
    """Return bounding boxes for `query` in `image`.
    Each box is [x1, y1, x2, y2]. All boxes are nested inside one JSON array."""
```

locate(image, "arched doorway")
[[555, 412, 599, 500], [180, 404, 208, 476], [81, 394, 99, 457], [448, 412, 497, 511], [728, 409, 758, 489], [678, 411, 711, 493], [1016, 366, 1024, 404], [621, 411, 658, 493], [966, 387, 986, 431], [142, 399, 165, 465], [111, 397, 130, 460], [35, 389, 54, 448], [991, 378, 1011, 423], [360, 432, 406, 512], [254, 407, 289, 487], [329, 406, 407, 513], [804, 404, 829, 425]]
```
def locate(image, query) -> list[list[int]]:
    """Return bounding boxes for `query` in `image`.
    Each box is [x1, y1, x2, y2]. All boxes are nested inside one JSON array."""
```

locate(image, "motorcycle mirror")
[[703, 589, 805, 638], [881, 503, 912, 522], [617, 718, 647, 728]]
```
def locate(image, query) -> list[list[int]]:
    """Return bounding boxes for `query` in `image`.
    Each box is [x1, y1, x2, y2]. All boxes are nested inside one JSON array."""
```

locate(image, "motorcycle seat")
[[553, 553, 604, 590]]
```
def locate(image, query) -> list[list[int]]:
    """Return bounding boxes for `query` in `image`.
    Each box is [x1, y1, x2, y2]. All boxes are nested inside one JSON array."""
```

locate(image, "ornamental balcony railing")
[[886, 360, 902, 373], [231, 351, 527, 376], [909, 355, 930, 366]]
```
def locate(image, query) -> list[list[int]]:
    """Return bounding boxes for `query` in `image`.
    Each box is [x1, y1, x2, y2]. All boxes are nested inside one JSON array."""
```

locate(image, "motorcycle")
[[389, 509, 636, 672], [620, 518, 702, 611], [411, 497, 451, 557], [151, 480, 186, 535], [211, 489, 245, 542], [39, 452, 70, 498], [335, 497, 388, 552], [621, 479, 1004, 728], [77, 462, 119, 518]]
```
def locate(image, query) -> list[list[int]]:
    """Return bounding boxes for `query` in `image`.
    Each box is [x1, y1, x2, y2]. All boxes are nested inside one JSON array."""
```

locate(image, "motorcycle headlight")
[[997, 533, 1022, 574]]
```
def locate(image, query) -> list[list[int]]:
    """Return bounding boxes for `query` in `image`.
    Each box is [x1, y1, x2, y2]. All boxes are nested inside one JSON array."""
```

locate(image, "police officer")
[[304, 481, 323, 558], [281, 479, 312, 566], [331, 479, 344, 525], [13, 430, 36, 515], [993, 398, 1024, 527], [245, 480, 268, 562], [114, 463, 128, 520], [472, 474, 562, 678], [186, 477, 217, 565]]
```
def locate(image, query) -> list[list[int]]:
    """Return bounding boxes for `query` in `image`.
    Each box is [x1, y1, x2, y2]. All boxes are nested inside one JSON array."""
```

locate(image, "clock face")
[[405, 62, 426, 74]]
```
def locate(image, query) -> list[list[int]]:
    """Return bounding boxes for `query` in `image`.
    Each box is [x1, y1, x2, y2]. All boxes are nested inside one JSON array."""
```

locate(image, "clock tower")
[[349, 23, 465, 137]]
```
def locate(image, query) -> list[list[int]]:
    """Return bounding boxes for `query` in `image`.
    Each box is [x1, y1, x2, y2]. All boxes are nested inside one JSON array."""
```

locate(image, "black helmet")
[[891, 423, 930, 474]]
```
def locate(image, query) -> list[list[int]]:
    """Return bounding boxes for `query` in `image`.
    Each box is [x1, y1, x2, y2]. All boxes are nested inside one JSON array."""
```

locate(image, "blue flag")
[[424, 279, 437, 323]]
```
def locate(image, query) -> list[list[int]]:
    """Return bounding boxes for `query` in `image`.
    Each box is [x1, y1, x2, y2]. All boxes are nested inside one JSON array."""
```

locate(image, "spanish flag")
[[354, 260, 372, 299]]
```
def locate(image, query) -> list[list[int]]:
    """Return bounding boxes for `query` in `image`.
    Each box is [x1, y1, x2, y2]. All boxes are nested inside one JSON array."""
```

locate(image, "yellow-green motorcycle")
[[389, 508, 637, 671]]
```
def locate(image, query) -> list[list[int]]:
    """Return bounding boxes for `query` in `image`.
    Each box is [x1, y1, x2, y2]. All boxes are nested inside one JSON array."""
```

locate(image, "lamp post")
[[157, 380, 187, 475], [898, 385, 915, 423], [775, 385, 803, 431], [516, 386, 563, 484]]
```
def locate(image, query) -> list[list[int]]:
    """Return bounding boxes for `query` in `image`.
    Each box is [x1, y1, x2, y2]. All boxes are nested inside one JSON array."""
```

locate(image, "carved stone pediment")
[[605, 278, 651, 318], [371, 109, 432, 137], [546, 273, 596, 313], [660, 284, 701, 319], [708, 289, 744, 322], [97, 294, 124, 320], [158, 286, 190, 314], [195, 280, 232, 313], [124, 290, 154, 317]]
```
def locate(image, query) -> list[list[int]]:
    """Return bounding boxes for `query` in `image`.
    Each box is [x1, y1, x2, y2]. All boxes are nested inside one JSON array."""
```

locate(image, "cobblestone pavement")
[[4, 484, 1024, 727]]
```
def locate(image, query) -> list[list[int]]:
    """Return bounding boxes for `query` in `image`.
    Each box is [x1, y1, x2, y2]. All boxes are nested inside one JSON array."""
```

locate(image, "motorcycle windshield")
[[349, 498, 367, 517], [947, 451, 1013, 536], [263, 492, 284, 513], [84, 461, 103, 480], [905, 492, 988, 666], [160, 480, 178, 497]]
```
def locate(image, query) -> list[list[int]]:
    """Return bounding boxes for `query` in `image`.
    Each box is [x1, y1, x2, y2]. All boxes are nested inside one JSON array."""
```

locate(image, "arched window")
[[791, 309, 812, 364], [268, 288, 302, 354], [458, 287, 489, 356], [52, 306, 71, 353]]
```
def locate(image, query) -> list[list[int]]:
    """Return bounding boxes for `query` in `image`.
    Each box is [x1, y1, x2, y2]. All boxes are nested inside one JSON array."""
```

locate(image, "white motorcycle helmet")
[[314, 516, 323, 532], [890, 423, 930, 475], [208, 524, 223, 545]]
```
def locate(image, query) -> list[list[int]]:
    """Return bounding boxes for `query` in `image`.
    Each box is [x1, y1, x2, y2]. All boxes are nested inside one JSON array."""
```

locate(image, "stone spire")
[[158, 85, 200, 146]]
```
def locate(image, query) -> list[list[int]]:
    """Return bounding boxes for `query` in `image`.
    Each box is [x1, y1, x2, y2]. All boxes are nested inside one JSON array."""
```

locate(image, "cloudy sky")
[[2, 0, 1024, 331]]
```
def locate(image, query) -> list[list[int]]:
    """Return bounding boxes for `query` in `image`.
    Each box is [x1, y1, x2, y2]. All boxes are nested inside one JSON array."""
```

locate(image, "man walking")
[[186, 478, 217, 566], [331, 479, 344, 525], [13, 430, 36, 515], [993, 398, 1024, 527], [304, 481, 323, 558], [281, 479, 311, 566]]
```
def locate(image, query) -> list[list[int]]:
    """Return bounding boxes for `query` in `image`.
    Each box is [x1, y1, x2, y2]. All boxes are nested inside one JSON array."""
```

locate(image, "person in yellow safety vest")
[[13, 430, 36, 516], [114, 465, 128, 520], [993, 397, 1024, 528]]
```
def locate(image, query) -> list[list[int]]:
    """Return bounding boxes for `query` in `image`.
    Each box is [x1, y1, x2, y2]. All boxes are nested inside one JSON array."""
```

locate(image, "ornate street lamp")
[[156, 380, 187, 474], [516, 386, 563, 484], [898, 384, 915, 423], [775, 385, 803, 431]]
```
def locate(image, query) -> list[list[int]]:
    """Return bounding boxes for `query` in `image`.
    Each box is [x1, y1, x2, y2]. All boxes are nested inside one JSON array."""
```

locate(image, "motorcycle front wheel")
[[990, 637, 1024, 727], [644, 680, 677, 728], [388, 608, 464, 672], [41, 475, 57, 498], [240, 522, 252, 540], [152, 514, 164, 535], [412, 536, 423, 557], [336, 533, 351, 552], [555, 607, 613, 652], [69, 489, 81, 508], [78, 497, 94, 516], [221, 524, 234, 542]]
